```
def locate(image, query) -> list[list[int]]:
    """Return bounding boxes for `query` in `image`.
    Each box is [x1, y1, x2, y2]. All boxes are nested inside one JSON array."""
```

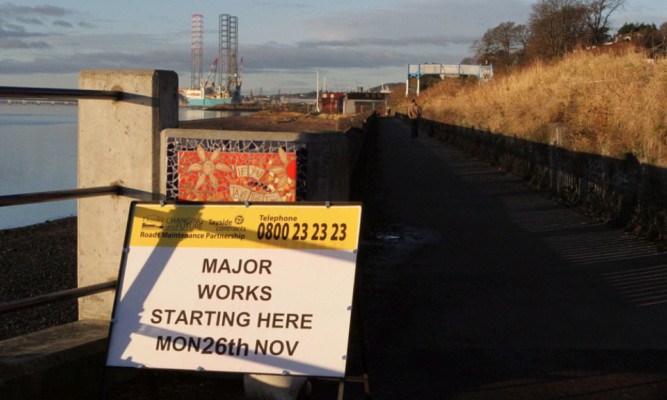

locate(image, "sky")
[[1, 1, 666, 95]]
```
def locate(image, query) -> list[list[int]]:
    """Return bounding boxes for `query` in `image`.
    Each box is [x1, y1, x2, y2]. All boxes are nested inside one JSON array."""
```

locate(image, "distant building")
[[344, 92, 387, 114], [319, 91, 388, 115], [320, 92, 345, 113]]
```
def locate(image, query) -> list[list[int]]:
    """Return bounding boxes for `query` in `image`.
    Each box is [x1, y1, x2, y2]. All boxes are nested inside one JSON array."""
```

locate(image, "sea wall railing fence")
[[0, 70, 181, 324], [0, 86, 124, 315]]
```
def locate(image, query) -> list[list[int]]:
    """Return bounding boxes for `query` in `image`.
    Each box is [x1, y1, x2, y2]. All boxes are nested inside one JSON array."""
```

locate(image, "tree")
[[528, 0, 589, 58], [516, 24, 531, 50], [585, 0, 625, 45], [618, 22, 661, 49], [617, 22, 657, 35], [471, 21, 528, 72], [460, 57, 477, 65], [467, 0, 632, 62]]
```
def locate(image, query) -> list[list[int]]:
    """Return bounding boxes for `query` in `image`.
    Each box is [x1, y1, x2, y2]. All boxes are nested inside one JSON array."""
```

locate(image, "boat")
[[180, 85, 239, 107]]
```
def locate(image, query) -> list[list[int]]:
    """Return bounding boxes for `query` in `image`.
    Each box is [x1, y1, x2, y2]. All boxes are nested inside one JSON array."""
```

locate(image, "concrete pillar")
[[77, 70, 178, 320]]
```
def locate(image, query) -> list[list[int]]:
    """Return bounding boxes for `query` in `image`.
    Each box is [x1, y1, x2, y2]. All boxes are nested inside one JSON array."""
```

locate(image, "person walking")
[[407, 98, 422, 139]]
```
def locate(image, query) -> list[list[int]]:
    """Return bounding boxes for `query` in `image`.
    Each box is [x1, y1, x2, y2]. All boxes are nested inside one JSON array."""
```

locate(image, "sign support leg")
[[337, 378, 345, 400], [99, 366, 111, 400]]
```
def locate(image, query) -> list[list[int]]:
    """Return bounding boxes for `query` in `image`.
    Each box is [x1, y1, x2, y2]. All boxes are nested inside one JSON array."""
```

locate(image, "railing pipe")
[[0, 86, 122, 100], [0, 281, 118, 314], [0, 185, 122, 207]]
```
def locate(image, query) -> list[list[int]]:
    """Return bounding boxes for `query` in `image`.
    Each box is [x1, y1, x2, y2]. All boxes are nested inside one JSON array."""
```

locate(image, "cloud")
[[248, 0, 312, 9], [0, 37, 409, 76], [0, 17, 51, 49], [0, 2, 90, 34], [78, 21, 96, 29], [0, 37, 50, 49], [53, 20, 73, 28], [0, 21, 27, 35], [16, 17, 44, 25], [0, 2, 96, 49], [236, 33, 476, 72], [0, 0, 532, 92], [297, 35, 474, 49], [300, 0, 531, 42], [0, 29, 464, 81], [231, 42, 416, 71], [0, 3, 71, 19], [0, 47, 188, 74]]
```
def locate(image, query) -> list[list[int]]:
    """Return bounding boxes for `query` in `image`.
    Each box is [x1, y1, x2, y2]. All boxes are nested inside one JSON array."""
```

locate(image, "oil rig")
[[181, 13, 242, 106]]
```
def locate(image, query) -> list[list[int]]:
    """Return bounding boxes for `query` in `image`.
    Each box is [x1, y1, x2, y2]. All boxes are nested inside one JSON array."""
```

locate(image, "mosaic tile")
[[166, 137, 307, 202]]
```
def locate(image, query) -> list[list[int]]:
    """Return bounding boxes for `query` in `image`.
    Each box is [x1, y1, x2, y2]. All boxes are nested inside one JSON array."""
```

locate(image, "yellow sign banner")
[[129, 203, 362, 251]]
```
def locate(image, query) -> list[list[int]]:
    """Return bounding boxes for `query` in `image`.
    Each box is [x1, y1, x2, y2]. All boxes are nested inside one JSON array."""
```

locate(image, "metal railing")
[[0, 86, 126, 316], [0, 282, 118, 314], [0, 185, 121, 207], [0, 86, 121, 100]]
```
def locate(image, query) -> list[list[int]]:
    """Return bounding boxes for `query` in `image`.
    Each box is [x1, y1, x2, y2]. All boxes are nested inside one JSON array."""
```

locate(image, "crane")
[[239, 57, 243, 87], [203, 58, 218, 89]]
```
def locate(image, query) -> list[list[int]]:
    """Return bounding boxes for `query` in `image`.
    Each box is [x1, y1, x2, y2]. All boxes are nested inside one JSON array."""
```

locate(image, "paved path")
[[353, 117, 667, 399]]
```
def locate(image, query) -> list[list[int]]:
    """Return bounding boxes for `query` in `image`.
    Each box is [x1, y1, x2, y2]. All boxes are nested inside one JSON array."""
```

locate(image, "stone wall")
[[160, 110, 377, 204], [406, 115, 667, 245]]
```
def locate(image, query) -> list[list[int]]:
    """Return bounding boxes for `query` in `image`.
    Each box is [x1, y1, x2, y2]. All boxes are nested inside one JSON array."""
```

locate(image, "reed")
[[413, 47, 667, 166]]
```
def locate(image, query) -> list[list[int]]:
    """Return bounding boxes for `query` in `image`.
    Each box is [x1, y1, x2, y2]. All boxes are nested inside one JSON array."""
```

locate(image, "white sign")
[[106, 202, 362, 377]]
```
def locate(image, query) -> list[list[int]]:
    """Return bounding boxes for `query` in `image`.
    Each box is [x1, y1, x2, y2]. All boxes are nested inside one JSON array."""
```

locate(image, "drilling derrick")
[[183, 13, 241, 106], [218, 14, 240, 103], [191, 14, 204, 90]]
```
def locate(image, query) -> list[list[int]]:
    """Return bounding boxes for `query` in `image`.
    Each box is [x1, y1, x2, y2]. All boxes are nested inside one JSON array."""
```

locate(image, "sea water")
[[0, 103, 78, 229], [0, 104, 240, 229]]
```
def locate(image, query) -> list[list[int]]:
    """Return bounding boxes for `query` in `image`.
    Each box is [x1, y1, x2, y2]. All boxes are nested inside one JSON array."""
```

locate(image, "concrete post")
[[77, 70, 178, 320]]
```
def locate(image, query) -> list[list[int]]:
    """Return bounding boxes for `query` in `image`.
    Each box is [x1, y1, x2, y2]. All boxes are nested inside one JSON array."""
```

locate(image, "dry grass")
[[404, 47, 667, 166]]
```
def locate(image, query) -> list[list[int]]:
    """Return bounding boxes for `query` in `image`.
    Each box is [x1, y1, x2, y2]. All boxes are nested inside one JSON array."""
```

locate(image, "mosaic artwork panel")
[[179, 149, 296, 202], [166, 138, 307, 202]]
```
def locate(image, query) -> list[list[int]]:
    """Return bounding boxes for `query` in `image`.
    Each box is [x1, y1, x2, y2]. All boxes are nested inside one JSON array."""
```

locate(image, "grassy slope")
[[401, 47, 667, 167]]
